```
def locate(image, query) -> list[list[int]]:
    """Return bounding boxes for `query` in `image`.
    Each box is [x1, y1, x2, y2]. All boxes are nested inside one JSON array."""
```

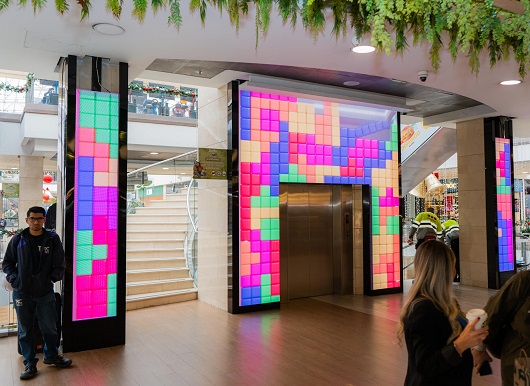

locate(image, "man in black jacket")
[[2, 206, 72, 380]]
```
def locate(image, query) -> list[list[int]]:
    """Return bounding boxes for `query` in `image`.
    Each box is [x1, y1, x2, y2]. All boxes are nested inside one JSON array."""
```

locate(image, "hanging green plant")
[[2, 0, 530, 77]]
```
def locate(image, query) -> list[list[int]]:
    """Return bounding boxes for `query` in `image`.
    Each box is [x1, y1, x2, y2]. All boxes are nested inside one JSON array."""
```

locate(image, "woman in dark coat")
[[397, 240, 489, 386]]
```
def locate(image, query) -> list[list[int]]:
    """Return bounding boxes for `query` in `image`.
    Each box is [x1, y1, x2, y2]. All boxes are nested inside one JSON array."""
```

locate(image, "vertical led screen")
[[495, 138, 514, 272], [73, 90, 119, 320], [239, 90, 400, 306]]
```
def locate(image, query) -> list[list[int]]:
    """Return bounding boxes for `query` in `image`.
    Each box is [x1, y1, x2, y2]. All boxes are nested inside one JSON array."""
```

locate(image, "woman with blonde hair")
[[397, 240, 489, 385]]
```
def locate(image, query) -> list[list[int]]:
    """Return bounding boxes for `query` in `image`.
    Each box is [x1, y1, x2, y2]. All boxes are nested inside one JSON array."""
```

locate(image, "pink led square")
[[92, 289, 107, 304], [261, 152, 271, 164], [251, 163, 261, 174], [92, 274, 107, 289], [261, 164, 270, 174], [241, 219, 251, 231], [289, 154, 298, 163], [251, 265, 261, 275], [307, 145, 315, 154], [107, 258, 117, 273], [76, 276, 91, 291], [78, 142, 94, 157], [92, 216, 108, 230], [271, 284, 280, 295], [271, 251, 280, 262], [76, 307, 91, 320], [371, 149, 378, 158], [298, 133, 306, 143], [107, 245, 117, 260], [241, 174, 251, 185], [340, 166, 348, 176], [270, 241, 280, 252], [357, 158, 364, 168], [373, 265, 380, 274], [324, 156, 332, 165], [289, 143, 298, 153], [356, 148, 363, 158], [94, 157, 109, 172], [315, 145, 323, 155], [93, 231, 107, 245], [241, 208, 251, 219], [271, 262, 279, 273], [316, 155, 324, 164], [91, 304, 107, 318], [261, 120, 271, 131], [250, 186, 261, 196], [270, 110, 279, 120], [299, 144, 307, 154], [261, 175, 271, 185], [261, 241, 270, 252], [241, 230, 250, 240], [94, 143, 110, 156], [251, 275, 261, 286], [271, 273, 280, 285], [261, 252, 270, 263], [261, 264, 270, 274], [241, 276, 251, 287], [324, 146, 332, 156], [306, 134, 315, 144], [241, 185, 251, 197], [270, 121, 279, 131], [307, 155, 316, 165], [77, 291, 91, 306], [251, 174, 260, 185], [79, 128, 95, 142]]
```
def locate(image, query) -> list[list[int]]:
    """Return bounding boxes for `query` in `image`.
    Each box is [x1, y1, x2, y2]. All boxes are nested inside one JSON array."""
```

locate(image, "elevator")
[[279, 184, 354, 302]]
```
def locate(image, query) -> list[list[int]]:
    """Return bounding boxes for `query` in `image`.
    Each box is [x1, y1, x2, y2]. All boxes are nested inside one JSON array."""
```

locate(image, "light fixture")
[[500, 80, 521, 85], [92, 23, 125, 36], [343, 80, 360, 87], [10, 167, 17, 170], [180, 173, 186, 175], [351, 36, 375, 53], [162, 167, 169, 170], [150, 152, 159, 155]]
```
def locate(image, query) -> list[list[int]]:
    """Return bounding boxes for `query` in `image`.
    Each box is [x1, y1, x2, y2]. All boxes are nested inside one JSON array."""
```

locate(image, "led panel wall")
[[73, 90, 119, 320], [495, 138, 514, 272], [239, 90, 400, 306]]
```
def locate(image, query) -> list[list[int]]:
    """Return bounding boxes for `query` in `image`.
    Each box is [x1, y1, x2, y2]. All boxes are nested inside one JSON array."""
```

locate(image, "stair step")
[[127, 249, 184, 258], [134, 207, 189, 215], [126, 289, 198, 310], [127, 230, 186, 240], [127, 214, 189, 223], [126, 278, 194, 296], [127, 239, 184, 249], [127, 222, 188, 231], [127, 257, 186, 269], [126, 267, 190, 281]]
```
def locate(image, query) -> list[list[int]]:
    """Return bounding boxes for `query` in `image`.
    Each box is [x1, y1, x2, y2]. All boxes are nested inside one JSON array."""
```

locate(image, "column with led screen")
[[74, 89, 118, 320], [237, 90, 400, 309], [495, 138, 514, 272]]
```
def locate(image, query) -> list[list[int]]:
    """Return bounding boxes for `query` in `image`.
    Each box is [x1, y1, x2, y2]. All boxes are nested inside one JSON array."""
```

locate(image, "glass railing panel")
[[31, 78, 60, 106], [0, 75, 28, 113]]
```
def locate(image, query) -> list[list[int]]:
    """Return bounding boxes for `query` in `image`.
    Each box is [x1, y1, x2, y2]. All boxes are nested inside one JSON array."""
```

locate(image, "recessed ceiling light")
[[150, 152, 159, 155], [343, 81, 360, 87], [500, 80, 521, 85], [92, 23, 125, 36], [351, 45, 376, 54], [10, 167, 18, 170], [162, 167, 169, 170], [180, 173, 186, 175]]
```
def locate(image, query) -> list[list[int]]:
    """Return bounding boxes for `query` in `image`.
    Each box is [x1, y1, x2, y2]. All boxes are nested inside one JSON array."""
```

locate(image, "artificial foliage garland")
[[0, 228, 24, 237], [0, 72, 33, 94], [1, 1, 530, 77]]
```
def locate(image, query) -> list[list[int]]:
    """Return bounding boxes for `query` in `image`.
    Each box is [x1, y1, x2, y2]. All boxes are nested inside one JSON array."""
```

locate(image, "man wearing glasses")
[[2, 206, 71, 380]]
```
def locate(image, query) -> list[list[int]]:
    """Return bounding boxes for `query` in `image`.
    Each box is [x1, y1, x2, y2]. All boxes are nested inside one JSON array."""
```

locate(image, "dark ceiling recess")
[[147, 59, 483, 118]]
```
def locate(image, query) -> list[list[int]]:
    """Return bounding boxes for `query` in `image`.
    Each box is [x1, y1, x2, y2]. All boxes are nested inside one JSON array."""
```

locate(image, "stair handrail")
[[126, 150, 197, 177], [187, 180, 198, 233]]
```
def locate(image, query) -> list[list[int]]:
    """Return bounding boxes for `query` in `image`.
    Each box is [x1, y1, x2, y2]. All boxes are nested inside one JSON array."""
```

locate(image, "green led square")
[[80, 91, 94, 100], [372, 206, 379, 216], [271, 229, 279, 240], [372, 225, 380, 235], [77, 230, 93, 246], [96, 100, 110, 115], [76, 245, 92, 260], [270, 218, 279, 230], [261, 230, 271, 240], [251, 196, 261, 208], [110, 129, 119, 145], [288, 174, 298, 182], [110, 144, 119, 158], [261, 197, 271, 207], [93, 245, 108, 260], [110, 100, 119, 113], [107, 302, 117, 317], [270, 295, 280, 302], [372, 197, 379, 206], [297, 175, 306, 183], [261, 274, 271, 285], [76, 260, 92, 275], [96, 93, 110, 101], [496, 186, 502, 194], [372, 187, 379, 197], [96, 129, 110, 144], [108, 288, 117, 303], [108, 273, 117, 289], [288, 164, 298, 174], [110, 115, 119, 130], [372, 217, 380, 225], [261, 218, 271, 230], [261, 286, 270, 297], [80, 98, 95, 113], [260, 186, 270, 197], [279, 174, 288, 182], [95, 114, 110, 130], [79, 113, 94, 128], [270, 197, 279, 207]]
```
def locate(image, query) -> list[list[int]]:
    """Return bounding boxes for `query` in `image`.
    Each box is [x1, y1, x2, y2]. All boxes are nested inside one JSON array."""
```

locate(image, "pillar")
[[18, 155, 43, 225]]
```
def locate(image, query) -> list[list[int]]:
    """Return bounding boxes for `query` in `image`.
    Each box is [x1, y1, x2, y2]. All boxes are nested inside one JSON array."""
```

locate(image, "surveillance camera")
[[418, 70, 428, 82]]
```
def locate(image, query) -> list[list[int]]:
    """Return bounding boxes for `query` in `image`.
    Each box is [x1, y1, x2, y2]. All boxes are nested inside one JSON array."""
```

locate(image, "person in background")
[[443, 217, 460, 282], [2, 206, 72, 380], [408, 207, 443, 249], [44, 202, 56, 230], [472, 270, 530, 386], [397, 240, 489, 386]]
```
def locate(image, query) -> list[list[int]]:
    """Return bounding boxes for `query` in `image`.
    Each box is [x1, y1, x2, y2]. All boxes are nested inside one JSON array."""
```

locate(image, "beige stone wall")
[[456, 119, 488, 287], [18, 156, 44, 226]]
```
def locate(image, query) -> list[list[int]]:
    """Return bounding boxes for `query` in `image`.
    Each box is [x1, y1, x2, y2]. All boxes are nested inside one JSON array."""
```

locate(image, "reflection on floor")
[[0, 284, 502, 385]]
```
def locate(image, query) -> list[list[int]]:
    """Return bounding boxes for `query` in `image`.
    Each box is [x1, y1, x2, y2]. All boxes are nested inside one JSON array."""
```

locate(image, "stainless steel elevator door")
[[280, 184, 334, 299]]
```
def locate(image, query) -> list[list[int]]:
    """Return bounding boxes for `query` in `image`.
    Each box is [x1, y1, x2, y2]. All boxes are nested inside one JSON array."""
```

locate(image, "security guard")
[[407, 208, 442, 249]]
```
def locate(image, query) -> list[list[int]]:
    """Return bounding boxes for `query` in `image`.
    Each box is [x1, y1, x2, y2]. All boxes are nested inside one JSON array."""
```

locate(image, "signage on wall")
[[400, 122, 441, 161], [2, 183, 19, 198], [194, 148, 227, 180]]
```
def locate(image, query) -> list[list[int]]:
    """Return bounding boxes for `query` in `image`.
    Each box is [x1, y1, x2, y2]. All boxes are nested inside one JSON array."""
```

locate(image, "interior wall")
[[196, 85, 229, 310]]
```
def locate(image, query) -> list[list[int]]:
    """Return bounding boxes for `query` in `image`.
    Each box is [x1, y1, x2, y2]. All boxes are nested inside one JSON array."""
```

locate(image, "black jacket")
[[404, 299, 473, 386], [2, 228, 65, 297]]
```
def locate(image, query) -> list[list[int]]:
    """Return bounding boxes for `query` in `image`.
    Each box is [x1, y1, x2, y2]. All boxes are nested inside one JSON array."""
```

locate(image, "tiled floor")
[[0, 284, 502, 385]]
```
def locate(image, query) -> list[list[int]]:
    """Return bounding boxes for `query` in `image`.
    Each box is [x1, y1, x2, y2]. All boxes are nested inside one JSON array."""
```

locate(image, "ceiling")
[[1, 2, 530, 178]]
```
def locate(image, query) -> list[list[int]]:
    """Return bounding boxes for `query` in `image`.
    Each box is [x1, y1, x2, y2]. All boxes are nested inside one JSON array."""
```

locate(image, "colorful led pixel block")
[[73, 90, 119, 320], [239, 91, 400, 306], [495, 138, 514, 272]]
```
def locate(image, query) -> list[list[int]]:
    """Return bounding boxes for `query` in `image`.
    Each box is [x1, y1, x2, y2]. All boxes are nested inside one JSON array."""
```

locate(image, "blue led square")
[[78, 171, 94, 187], [324, 176, 333, 183], [270, 143, 280, 154], [280, 153, 289, 163], [280, 132, 289, 143], [280, 122, 289, 132], [270, 186, 279, 196], [332, 147, 340, 157], [340, 177, 349, 184], [241, 95, 251, 108], [270, 174, 279, 186], [280, 164, 289, 174], [241, 107, 250, 119], [332, 176, 341, 183], [241, 130, 251, 141], [78, 157, 94, 172], [379, 141, 385, 150], [241, 118, 251, 130], [341, 157, 348, 166], [251, 286, 261, 297], [349, 138, 356, 147], [78, 186, 93, 201], [77, 216, 93, 230], [270, 153, 280, 164], [340, 128, 347, 137], [78, 201, 92, 216], [271, 164, 280, 174], [341, 147, 348, 156], [332, 156, 341, 165]]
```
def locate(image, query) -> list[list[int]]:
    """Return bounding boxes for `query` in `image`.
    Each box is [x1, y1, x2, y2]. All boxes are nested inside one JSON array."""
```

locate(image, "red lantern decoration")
[[42, 192, 50, 201], [43, 174, 53, 183]]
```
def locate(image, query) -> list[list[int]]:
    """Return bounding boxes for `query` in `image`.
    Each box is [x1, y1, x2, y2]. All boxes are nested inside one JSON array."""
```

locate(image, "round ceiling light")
[[500, 80, 521, 85], [92, 23, 125, 36], [351, 45, 376, 54], [150, 152, 159, 155], [343, 81, 360, 87]]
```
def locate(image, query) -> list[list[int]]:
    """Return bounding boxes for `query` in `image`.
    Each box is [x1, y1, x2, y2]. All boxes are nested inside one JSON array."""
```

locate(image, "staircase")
[[126, 193, 198, 310]]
